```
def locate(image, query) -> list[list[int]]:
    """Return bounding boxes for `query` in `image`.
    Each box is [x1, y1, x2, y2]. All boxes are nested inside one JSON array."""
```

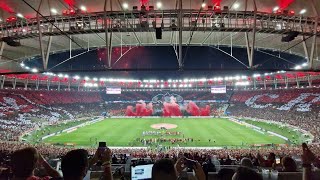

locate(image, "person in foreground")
[[232, 166, 262, 180], [60, 147, 113, 180], [11, 147, 61, 180], [152, 158, 206, 180], [302, 143, 320, 180]]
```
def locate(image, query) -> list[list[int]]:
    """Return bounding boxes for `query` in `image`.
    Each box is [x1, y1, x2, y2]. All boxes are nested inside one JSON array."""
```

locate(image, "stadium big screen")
[[106, 87, 121, 94], [211, 85, 227, 94]]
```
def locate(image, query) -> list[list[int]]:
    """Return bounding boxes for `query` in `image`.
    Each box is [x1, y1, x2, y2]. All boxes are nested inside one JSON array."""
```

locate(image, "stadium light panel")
[[51, 8, 58, 14], [201, 3, 206, 8], [156, 2, 162, 9], [235, 81, 250, 86], [241, 76, 247, 79], [294, 65, 302, 70], [80, 5, 87, 11], [232, 3, 240, 9], [31, 68, 38, 73], [300, 9, 306, 14], [273, 6, 279, 12], [17, 13, 24, 18], [123, 2, 129, 9]]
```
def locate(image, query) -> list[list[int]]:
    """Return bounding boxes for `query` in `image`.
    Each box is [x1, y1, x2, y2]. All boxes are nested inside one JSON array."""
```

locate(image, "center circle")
[[151, 123, 178, 130]]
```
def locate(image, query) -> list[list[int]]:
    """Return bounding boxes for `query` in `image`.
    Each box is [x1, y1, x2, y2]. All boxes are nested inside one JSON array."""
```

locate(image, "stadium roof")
[[0, 0, 319, 72]]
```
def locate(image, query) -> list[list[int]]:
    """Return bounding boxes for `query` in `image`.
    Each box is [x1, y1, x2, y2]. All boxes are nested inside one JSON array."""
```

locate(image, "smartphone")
[[99, 142, 106, 148]]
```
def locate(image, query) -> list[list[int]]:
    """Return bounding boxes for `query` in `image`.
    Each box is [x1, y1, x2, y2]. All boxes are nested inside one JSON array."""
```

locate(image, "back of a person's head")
[[152, 158, 176, 180], [11, 147, 39, 178], [232, 167, 262, 180], [282, 156, 297, 172], [217, 168, 235, 180], [240, 158, 253, 169], [61, 149, 89, 179]]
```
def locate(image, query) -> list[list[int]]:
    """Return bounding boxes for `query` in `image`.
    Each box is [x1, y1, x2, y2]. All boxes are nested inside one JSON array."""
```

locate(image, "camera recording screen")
[[131, 164, 153, 180]]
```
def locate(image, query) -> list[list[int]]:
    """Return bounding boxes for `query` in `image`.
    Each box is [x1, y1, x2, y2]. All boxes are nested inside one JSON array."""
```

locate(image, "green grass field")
[[42, 118, 294, 147]]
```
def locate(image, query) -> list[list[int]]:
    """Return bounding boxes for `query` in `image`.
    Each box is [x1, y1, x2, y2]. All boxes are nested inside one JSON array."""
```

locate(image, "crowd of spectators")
[[0, 142, 320, 179], [228, 88, 320, 142]]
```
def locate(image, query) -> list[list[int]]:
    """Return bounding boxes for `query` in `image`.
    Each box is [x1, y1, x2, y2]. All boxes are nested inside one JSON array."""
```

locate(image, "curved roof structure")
[[0, 0, 319, 72]]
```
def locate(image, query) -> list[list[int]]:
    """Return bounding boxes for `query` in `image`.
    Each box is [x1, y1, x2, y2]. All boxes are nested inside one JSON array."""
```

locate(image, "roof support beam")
[[247, 0, 257, 68], [309, 0, 319, 70], [104, 0, 113, 69], [37, 0, 48, 70], [0, 42, 5, 61], [178, 0, 183, 70]]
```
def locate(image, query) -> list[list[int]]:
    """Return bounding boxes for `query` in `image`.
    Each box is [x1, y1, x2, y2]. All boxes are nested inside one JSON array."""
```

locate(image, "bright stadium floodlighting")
[[123, 2, 129, 9], [302, 62, 308, 67], [64, 75, 69, 78], [93, 77, 98, 81], [156, 2, 162, 9], [253, 74, 261, 77], [224, 77, 229, 81], [80, 5, 87, 11], [189, 84, 192, 87], [84, 76, 90, 80], [233, 3, 240, 9], [31, 68, 38, 73], [58, 73, 63, 77], [235, 81, 250, 86], [300, 9, 307, 14], [20, 63, 25, 67], [93, 83, 98, 87], [241, 76, 247, 79], [161, 84, 164, 88], [173, 84, 177, 87], [51, 8, 58, 14], [74, 75, 80, 80], [201, 3, 206, 8], [235, 76, 241, 80], [168, 79, 172, 82], [295, 65, 302, 70], [273, 6, 279, 12], [17, 13, 24, 18]]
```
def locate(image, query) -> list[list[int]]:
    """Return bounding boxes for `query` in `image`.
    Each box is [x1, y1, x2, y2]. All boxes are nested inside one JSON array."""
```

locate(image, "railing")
[[0, 10, 319, 40]]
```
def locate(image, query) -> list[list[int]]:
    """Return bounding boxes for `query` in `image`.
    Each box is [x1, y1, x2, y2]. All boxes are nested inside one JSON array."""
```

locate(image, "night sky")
[[24, 46, 306, 79]]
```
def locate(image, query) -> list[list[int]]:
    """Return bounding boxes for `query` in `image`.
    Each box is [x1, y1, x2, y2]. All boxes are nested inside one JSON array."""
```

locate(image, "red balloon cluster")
[[186, 101, 211, 116], [125, 102, 153, 116]]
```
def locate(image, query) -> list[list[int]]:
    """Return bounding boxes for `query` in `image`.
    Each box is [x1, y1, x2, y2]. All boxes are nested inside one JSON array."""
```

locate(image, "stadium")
[[0, 0, 320, 179]]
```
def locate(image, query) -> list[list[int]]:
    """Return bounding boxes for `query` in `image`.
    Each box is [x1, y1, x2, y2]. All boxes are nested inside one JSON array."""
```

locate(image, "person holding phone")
[[60, 142, 113, 180]]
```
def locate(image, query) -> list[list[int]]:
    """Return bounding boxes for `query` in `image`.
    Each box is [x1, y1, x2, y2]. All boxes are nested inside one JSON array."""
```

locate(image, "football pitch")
[[43, 118, 292, 147]]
